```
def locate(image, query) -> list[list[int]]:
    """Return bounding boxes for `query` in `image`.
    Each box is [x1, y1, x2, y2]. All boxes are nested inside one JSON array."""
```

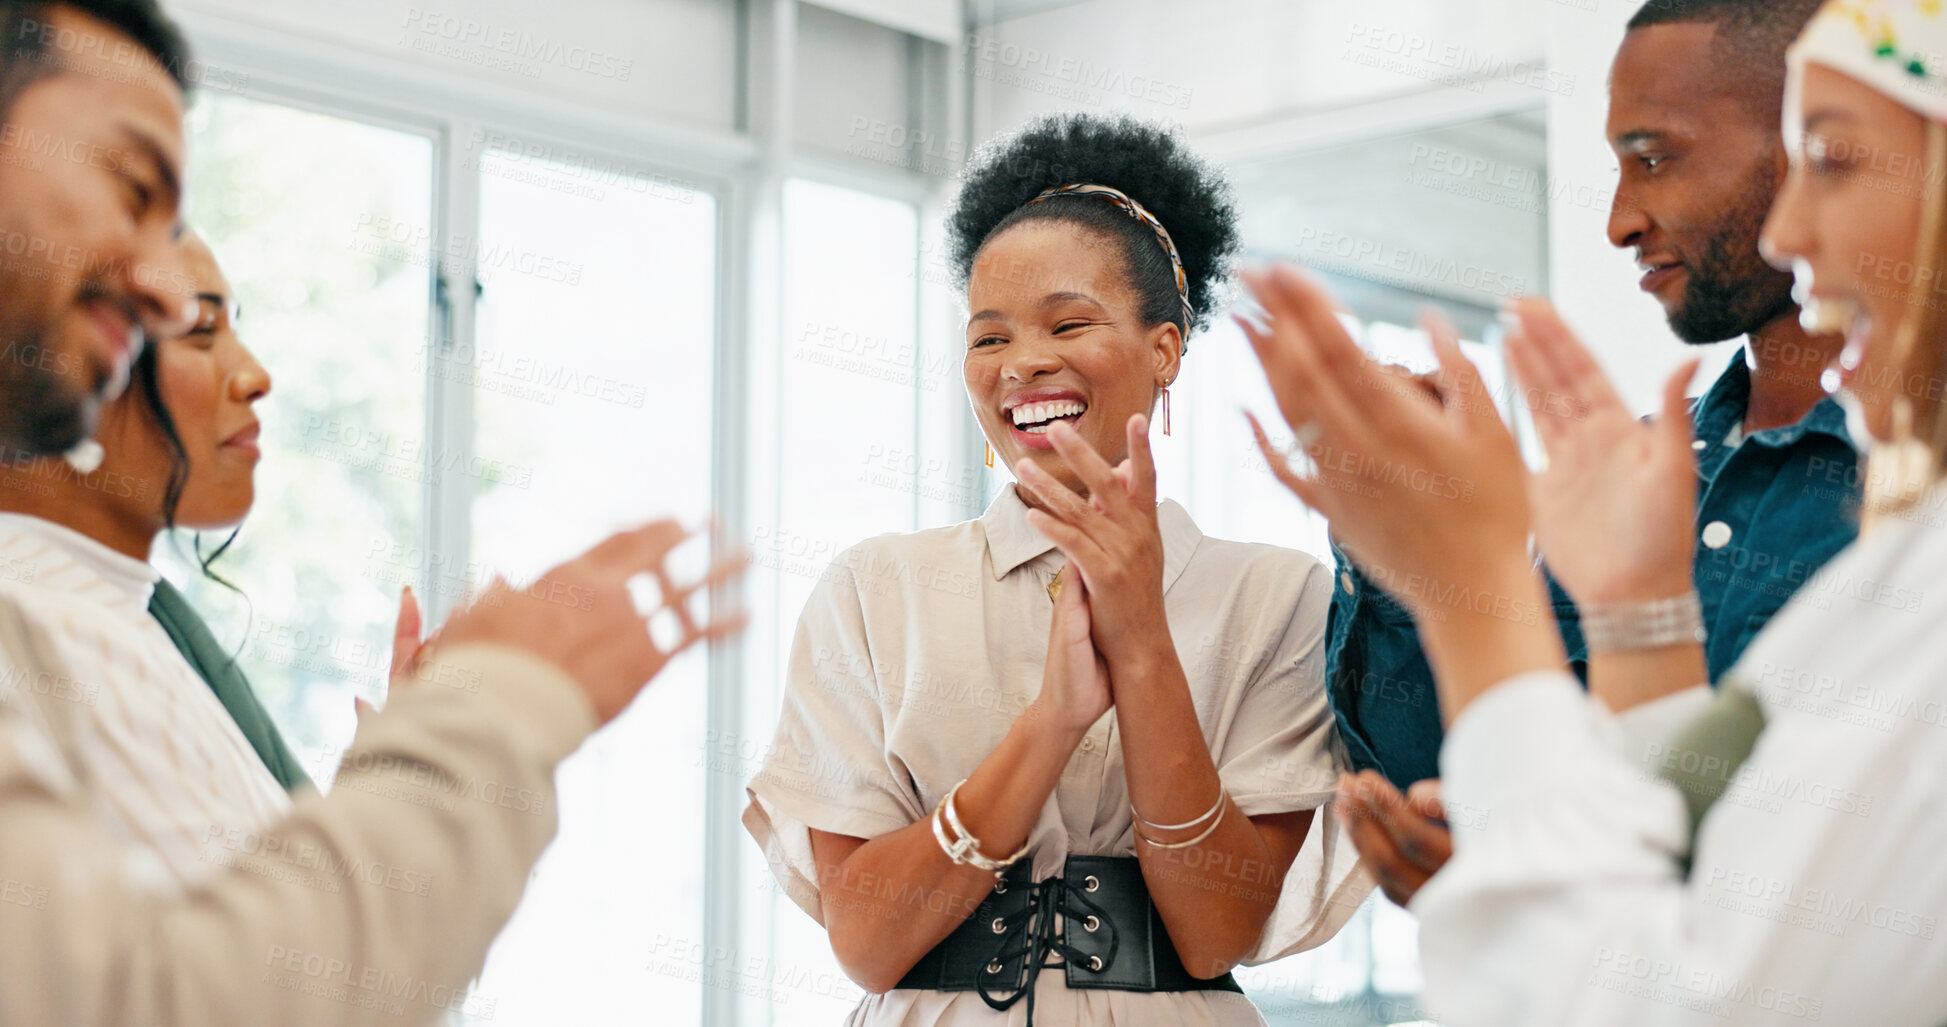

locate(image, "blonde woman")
[[1237, 1, 1947, 1023]]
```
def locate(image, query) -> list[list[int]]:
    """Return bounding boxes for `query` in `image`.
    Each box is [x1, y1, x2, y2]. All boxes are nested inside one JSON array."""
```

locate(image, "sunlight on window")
[[740, 179, 923, 1024], [463, 149, 719, 1026], [173, 92, 434, 780]]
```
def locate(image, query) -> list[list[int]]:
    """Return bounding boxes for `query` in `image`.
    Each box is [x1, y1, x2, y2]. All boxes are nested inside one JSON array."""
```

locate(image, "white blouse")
[[1416, 496, 1947, 1026], [744, 486, 1371, 1026], [0, 513, 290, 895]]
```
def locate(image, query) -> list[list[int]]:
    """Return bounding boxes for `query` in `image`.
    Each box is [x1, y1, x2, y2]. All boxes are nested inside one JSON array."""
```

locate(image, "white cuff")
[[1438, 671, 1608, 845], [1612, 685, 1713, 776]]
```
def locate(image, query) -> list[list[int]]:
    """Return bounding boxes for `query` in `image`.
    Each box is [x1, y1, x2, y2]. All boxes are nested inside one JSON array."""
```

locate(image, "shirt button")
[[1692, 439, 1708, 451], [1340, 572, 1356, 595], [1080, 737, 1096, 753], [1701, 521, 1733, 549]]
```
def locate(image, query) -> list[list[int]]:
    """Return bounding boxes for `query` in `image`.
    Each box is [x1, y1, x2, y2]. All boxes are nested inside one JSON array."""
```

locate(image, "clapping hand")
[[1336, 772, 1453, 907], [1014, 415, 1170, 666], [1237, 266, 1533, 621], [1503, 298, 1700, 605], [1034, 558, 1114, 735]]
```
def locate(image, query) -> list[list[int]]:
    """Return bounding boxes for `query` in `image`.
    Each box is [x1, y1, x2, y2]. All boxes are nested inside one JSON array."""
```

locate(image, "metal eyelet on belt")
[[986, 960, 1002, 974], [993, 880, 1008, 894], [1087, 956, 1104, 971], [1083, 875, 1100, 893], [1083, 915, 1100, 932], [991, 917, 1007, 934]]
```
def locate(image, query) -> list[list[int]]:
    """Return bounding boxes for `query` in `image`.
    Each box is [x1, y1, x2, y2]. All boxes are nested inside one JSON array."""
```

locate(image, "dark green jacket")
[[148, 578, 312, 792]]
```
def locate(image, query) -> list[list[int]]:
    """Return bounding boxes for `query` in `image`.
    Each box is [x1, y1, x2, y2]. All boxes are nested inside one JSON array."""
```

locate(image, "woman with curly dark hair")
[[0, 231, 307, 882], [745, 114, 1368, 1025]]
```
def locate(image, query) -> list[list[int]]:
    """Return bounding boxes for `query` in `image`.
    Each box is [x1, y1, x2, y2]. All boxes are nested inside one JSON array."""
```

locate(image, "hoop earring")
[[984, 442, 995, 469], [1161, 388, 1172, 437]]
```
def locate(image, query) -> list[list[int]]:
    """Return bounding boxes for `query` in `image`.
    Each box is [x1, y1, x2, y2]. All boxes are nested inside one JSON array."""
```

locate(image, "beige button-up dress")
[[744, 487, 1372, 1026]]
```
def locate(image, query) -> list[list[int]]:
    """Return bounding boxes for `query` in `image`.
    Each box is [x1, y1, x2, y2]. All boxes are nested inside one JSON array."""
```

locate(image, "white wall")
[[810, 0, 958, 44], [1545, 0, 1738, 412], [168, 0, 743, 129], [965, 0, 1553, 332], [971, 0, 1550, 138]]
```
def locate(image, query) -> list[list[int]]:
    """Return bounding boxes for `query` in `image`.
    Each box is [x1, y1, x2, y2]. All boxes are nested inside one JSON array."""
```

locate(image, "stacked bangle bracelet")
[[931, 779, 1029, 875], [1132, 785, 1228, 850], [1581, 592, 1706, 653]]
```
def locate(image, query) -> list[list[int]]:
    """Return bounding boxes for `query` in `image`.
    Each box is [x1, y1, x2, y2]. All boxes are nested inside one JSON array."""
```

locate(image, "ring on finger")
[[1292, 420, 1323, 450]]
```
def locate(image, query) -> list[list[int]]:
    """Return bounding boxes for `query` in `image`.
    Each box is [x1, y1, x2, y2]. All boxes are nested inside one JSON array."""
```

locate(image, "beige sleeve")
[[0, 629, 595, 1027], [743, 550, 926, 927], [1224, 558, 1375, 964]]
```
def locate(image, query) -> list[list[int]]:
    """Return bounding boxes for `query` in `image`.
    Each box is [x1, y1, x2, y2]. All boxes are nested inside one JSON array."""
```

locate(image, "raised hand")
[[1505, 298, 1701, 605], [441, 521, 749, 725], [1239, 265, 1563, 716], [360, 586, 434, 727], [389, 586, 432, 682], [1238, 266, 1533, 621], [1014, 414, 1170, 664]]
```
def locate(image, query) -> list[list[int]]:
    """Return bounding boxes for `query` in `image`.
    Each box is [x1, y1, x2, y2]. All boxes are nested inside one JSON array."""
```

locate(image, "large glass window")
[[169, 11, 988, 1026], [733, 179, 925, 1023], [175, 92, 435, 777], [463, 150, 720, 1026]]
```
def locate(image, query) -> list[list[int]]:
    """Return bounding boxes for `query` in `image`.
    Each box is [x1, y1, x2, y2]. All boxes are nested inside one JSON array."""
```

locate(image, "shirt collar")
[[979, 484, 1203, 592], [0, 512, 159, 617], [1693, 354, 1856, 452]]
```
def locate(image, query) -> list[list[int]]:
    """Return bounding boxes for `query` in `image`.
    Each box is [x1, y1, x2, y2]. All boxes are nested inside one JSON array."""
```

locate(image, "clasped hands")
[[1014, 415, 1174, 737]]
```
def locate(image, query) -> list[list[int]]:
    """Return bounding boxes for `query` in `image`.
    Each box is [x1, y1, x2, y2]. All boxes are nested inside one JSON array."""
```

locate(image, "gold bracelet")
[[1134, 799, 1227, 851], [932, 779, 1030, 874]]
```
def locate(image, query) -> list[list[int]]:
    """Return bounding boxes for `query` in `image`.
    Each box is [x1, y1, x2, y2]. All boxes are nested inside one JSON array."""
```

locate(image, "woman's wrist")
[[1580, 591, 1705, 653], [1099, 623, 1177, 679], [1569, 566, 1697, 607], [1020, 698, 1094, 749]]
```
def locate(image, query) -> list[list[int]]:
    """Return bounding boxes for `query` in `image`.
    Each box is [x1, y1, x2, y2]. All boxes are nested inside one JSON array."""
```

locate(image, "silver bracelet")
[[1579, 592, 1706, 653], [1133, 785, 1227, 833], [1135, 800, 1227, 851], [933, 779, 1029, 875]]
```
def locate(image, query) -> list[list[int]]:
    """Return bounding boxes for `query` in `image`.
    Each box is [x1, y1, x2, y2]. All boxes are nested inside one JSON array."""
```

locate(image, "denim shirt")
[[1325, 356, 1862, 789]]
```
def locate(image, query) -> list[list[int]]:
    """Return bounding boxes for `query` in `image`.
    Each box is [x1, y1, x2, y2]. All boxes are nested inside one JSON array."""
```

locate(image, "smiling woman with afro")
[[744, 112, 1366, 1027]]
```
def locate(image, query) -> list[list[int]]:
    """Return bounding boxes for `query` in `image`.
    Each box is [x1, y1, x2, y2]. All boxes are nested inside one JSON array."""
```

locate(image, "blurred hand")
[[1336, 771, 1452, 907], [1329, 365, 1442, 574], [1032, 559, 1113, 737], [389, 586, 434, 682], [1238, 266, 1533, 622], [441, 520, 748, 725], [1504, 298, 1701, 605], [358, 586, 434, 728]]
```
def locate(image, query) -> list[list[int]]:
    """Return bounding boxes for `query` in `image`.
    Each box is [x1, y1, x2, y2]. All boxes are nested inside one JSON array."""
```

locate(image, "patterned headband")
[[1026, 183, 1194, 331], [1789, 0, 1947, 124]]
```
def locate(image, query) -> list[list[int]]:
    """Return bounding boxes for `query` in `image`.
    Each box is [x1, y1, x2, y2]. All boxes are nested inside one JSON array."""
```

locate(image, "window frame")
[[173, 4, 971, 1025]]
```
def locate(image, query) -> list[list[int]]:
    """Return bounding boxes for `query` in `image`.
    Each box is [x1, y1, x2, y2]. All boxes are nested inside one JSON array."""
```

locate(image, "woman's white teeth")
[[1010, 399, 1086, 429], [1800, 294, 1864, 336]]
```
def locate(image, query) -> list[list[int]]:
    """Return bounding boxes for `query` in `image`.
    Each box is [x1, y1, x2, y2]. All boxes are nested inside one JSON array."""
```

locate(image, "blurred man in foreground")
[[0, 3, 744, 1023]]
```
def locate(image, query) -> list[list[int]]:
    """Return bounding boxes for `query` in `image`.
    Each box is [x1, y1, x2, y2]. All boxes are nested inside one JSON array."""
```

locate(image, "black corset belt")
[[895, 855, 1242, 1023]]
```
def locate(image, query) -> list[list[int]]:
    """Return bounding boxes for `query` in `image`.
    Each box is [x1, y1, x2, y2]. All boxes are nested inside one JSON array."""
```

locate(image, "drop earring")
[[1160, 387, 1172, 437], [984, 442, 995, 469]]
